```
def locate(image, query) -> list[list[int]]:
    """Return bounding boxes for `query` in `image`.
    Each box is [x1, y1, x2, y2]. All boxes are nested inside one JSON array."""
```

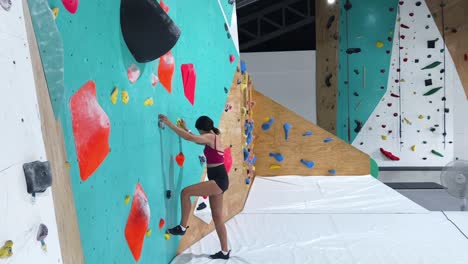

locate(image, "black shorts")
[[207, 164, 229, 192]]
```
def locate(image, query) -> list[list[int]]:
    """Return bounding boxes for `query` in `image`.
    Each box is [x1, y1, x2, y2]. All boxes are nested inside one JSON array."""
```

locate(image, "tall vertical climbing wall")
[[28, 0, 238, 263], [346, 0, 466, 166], [316, 0, 340, 134], [178, 62, 255, 253], [337, 0, 399, 143]]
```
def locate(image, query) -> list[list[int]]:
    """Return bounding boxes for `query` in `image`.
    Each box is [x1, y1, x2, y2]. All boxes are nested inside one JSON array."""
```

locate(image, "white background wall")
[[0, 1, 62, 263], [241, 51, 317, 123]]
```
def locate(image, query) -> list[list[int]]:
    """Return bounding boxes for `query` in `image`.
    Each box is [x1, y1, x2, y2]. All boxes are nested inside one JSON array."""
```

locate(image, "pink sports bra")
[[204, 134, 224, 164]]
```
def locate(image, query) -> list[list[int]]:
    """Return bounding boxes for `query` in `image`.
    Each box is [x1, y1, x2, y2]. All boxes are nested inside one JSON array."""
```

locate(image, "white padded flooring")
[[172, 176, 468, 264]]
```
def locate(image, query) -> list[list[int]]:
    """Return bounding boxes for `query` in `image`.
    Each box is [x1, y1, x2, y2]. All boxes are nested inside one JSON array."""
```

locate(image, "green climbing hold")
[[431, 149, 444, 157], [423, 87, 442, 96], [421, 61, 442, 70]]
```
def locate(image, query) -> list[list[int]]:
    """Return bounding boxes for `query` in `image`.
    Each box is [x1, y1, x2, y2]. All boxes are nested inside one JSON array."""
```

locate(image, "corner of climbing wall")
[[253, 88, 370, 176], [178, 61, 254, 253]]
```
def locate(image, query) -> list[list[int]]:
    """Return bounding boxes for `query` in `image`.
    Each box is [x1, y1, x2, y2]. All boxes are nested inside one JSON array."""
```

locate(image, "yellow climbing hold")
[[110, 87, 119, 105], [404, 118, 412, 125], [41, 243, 47, 252], [376, 41, 384, 48], [0, 240, 13, 259], [411, 145, 416, 151], [381, 135, 388, 140], [146, 229, 152, 237], [164, 234, 170, 240], [143, 97, 154, 106], [418, 115, 425, 119], [269, 164, 281, 169], [124, 195, 131, 205], [65, 161, 71, 170], [51, 7, 59, 19], [121, 91, 129, 104]]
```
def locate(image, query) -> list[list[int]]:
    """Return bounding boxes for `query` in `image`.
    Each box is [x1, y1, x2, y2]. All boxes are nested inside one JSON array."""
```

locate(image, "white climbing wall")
[[353, 0, 466, 167], [0, 1, 62, 263]]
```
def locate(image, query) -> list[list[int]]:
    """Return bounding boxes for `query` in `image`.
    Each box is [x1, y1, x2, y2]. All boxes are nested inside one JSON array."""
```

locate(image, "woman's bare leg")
[[180, 181, 222, 227], [210, 194, 228, 252]]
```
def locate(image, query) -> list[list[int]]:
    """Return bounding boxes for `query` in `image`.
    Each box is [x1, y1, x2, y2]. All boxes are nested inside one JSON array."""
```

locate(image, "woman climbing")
[[158, 114, 231, 260]]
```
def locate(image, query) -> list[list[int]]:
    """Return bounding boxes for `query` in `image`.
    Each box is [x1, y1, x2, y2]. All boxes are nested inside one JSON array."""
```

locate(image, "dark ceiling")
[[236, 0, 316, 52]]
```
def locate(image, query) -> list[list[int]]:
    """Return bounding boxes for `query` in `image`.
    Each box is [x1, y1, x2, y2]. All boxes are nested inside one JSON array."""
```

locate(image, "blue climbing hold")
[[245, 177, 250, 185], [251, 155, 257, 165], [283, 123, 292, 141], [262, 118, 275, 131], [269, 152, 284, 162], [240, 60, 247, 74], [324, 137, 334, 143], [328, 169, 337, 175], [300, 159, 314, 168], [303, 131, 313, 136]]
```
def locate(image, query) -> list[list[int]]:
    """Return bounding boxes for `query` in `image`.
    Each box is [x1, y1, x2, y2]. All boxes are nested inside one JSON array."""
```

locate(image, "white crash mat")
[[444, 212, 468, 236], [243, 176, 428, 214], [172, 212, 468, 264]]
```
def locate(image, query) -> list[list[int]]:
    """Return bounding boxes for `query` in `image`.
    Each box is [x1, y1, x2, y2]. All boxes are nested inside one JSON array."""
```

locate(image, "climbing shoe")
[[166, 225, 187, 236], [210, 250, 230, 260]]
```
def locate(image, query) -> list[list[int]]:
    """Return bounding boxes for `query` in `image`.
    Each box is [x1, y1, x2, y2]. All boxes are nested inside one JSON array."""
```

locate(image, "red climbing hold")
[[203, 196, 207, 199], [403, 58, 408, 62], [62, 0, 78, 14], [175, 152, 185, 167], [382, 124, 387, 128], [159, 218, 165, 230], [229, 54, 235, 63], [181, 64, 196, 106], [397, 68, 401, 72], [380, 148, 400, 161], [224, 147, 232, 173], [391, 93, 400, 98], [160, 0, 169, 13], [70, 81, 110, 181], [158, 51, 175, 94], [400, 35, 406, 39], [125, 183, 150, 262], [399, 1, 404, 5], [388, 130, 393, 134], [409, 12, 414, 16], [464, 54, 468, 61]]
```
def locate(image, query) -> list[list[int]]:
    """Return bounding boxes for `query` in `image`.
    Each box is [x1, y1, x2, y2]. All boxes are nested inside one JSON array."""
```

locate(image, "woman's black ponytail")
[[195, 116, 221, 134]]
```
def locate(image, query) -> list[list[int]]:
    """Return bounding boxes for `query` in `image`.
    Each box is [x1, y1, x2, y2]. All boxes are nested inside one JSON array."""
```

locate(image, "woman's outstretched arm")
[[159, 114, 210, 144]]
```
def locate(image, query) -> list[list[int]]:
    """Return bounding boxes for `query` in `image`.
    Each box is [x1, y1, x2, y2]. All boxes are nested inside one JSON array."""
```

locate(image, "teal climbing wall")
[[33, 0, 237, 263], [337, 0, 398, 143]]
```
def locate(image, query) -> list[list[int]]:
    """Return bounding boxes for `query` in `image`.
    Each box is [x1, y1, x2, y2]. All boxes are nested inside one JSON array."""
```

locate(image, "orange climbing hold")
[[175, 152, 185, 167], [125, 183, 150, 262], [70, 81, 110, 181], [158, 51, 175, 93], [159, 218, 165, 230]]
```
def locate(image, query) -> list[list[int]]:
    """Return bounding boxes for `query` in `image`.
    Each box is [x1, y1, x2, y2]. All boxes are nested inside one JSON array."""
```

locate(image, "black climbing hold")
[[166, 190, 172, 199], [417, 130, 420, 133], [443, 132, 447, 136], [415, 59, 419, 63], [442, 97, 446, 101], [325, 74, 333, 87], [354, 69, 359, 75], [425, 79, 432, 86], [197, 202, 207, 211], [425, 25, 430, 29], [228, 0, 235, 4], [444, 108, 449, 113], [23, 161, 52, 196], [344, 0, 352, 11], [224, 87, 228, 94], [354, 120, 363, 133], [120, 0, 181, 62], [423, 141, 427, 144], [346, 48, 361, 54], [224, 23, 229, 31], [430, 127, 436, 132], [326, 15, 335, 29], [227, 32, 231, 39], [360, 142, 363, 145], [427, 38, 438, 49], [427, 55, 432, 58], [440, 69, 445, 73], [416, 1, 421, 6], [353, 92, 359, 96], [435, 124, 439, 127], [21, 118, 24, 122], [37, 224, 48, 241], [423, 157, 427, 160], [449, 141, 453, 144]]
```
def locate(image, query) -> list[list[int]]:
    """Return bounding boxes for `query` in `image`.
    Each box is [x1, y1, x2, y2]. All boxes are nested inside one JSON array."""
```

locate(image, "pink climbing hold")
[[380, 148, 400, 161], [229, 54, 235, 63], [224, 147, 232, 173], [151, 73, 159, 87], [181, 64, 197, 105], [403, 58, 408, 62], [127, 64, 141, 84], [160, 0, 169, 13], [62, 0, 78, 14]]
